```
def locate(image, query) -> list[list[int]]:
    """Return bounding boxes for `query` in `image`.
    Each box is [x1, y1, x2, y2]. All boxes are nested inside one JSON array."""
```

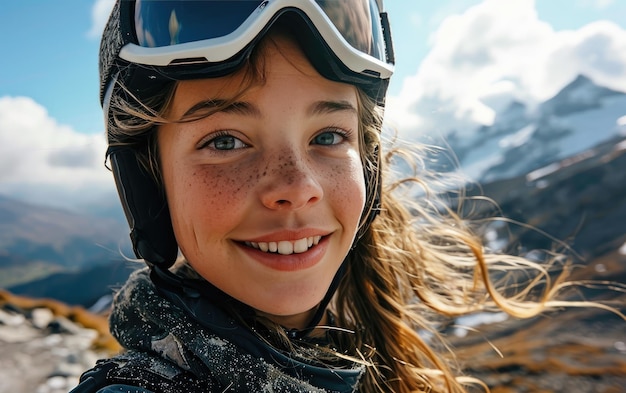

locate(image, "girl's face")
[[158, 35, 366, 329]]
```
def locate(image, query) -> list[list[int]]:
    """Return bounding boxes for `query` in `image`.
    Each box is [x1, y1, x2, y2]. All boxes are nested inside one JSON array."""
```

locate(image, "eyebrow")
[[308, 100, 358, 116], [182, 99, 261, 119]]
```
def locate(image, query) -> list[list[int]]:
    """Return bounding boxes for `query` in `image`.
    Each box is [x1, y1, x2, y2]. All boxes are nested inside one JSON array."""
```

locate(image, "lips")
[[244, 236, 322, 255]]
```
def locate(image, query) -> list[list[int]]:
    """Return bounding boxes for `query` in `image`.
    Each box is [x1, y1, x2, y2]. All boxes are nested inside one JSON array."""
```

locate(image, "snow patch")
[[527, 163, 560, 182], [453, 312, 509, 338], [614, 140, 626, 152], [499, 124, 536, 149], [619, 242, 626, 255]]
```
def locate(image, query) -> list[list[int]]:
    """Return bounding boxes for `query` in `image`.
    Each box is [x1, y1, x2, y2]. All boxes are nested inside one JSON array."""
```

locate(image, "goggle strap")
[[381, 12, 395, 65]]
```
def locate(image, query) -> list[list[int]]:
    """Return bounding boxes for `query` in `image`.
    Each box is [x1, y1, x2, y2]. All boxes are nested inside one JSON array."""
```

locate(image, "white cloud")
[[386, 0, 626, 139], [0, 96, 114, 207], [87, 0, 116, 38]]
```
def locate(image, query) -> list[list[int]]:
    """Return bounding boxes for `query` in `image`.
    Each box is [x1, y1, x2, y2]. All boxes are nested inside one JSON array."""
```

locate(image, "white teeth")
[[293, 238, 308, 253], [278, 241, 293, 255], [245, 236, 322, 255]]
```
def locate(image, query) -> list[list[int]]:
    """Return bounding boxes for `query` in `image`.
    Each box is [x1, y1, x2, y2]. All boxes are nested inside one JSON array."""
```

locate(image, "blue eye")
[[202, 134, 247, 150], [213, 135, 236, 150], [313, 131, 344, 146]]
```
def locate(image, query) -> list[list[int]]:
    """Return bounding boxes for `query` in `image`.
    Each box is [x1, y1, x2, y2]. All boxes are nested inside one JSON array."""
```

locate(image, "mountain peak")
[[540, 74, 623, 117]]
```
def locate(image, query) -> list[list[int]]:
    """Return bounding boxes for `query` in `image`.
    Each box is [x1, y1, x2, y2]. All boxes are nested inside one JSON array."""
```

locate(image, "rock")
[[31, 307, 54, 329], [0, 323, 40, 343], [0, 308, 25, 326], [0, 303, 109, 393], [36, 375, 77, 393], [51, 361, 86, 378], [47, 316, 83, 335]]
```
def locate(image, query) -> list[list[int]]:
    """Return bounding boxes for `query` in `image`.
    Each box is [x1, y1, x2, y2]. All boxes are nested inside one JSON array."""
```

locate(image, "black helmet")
[[100, 0, 395, 268]]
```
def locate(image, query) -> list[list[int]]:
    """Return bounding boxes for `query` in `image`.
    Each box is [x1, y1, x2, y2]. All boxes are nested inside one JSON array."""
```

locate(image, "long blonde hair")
[[334, 85, 626, 391], [107, 30, 620, 393]]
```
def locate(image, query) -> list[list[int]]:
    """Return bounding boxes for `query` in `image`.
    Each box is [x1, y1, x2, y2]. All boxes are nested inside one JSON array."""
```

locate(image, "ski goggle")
[[119, 0, 394, 80]]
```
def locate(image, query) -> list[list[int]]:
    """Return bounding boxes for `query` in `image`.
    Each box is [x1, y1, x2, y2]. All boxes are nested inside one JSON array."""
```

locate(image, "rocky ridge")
[[0, 291, 117, 393]]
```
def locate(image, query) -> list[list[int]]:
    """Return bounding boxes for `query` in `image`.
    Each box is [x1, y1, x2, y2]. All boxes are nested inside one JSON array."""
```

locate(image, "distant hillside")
[[0, 195, 130, 287], [7, 259, 138, 307]]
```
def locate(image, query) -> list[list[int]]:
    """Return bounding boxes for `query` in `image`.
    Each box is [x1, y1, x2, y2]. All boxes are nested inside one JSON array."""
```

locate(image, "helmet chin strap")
[[286, 260, 348, 339], [291, 215, 377, 339]]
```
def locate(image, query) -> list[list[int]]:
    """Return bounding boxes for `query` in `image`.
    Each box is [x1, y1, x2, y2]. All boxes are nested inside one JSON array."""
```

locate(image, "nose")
[[259, 152, 323, 211]]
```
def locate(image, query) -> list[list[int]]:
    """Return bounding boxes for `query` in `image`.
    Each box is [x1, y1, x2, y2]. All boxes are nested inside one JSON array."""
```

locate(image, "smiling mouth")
[[244, 236, 322, 255]]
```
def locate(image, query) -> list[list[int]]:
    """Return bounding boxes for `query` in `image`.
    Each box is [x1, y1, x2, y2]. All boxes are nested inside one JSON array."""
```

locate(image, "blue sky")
[[1, 0, 625, 210]]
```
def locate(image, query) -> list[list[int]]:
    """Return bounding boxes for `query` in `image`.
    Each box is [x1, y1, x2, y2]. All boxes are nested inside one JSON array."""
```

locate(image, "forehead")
[[168, 33, 358, 117]]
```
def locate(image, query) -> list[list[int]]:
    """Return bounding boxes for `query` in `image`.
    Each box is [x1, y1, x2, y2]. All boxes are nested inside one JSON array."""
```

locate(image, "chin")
[[253, 298, 322, 328]]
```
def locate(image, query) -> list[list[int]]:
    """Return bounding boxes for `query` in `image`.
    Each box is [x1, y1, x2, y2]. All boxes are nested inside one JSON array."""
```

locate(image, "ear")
[[108, 145, 178, 268]]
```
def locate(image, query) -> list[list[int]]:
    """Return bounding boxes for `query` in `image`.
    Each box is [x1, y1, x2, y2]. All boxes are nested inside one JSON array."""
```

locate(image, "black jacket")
[[71, 268, 363, 393]]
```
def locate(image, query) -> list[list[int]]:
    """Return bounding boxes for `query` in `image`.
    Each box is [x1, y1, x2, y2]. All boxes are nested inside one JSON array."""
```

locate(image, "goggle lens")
[[134, 0, 387, 63]]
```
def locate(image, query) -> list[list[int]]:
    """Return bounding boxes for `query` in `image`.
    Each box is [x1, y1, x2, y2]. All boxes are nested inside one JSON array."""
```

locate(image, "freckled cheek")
[[169, 165, 256, 226], [325, 159, 366, 223]]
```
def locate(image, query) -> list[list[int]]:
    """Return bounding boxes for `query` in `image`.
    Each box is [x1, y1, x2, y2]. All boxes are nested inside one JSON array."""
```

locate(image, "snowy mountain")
[[446, 75, 626, 183]]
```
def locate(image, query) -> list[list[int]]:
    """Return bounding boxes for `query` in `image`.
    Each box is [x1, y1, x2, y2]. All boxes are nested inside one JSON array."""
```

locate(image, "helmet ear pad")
[[108, 145, 178, 268]]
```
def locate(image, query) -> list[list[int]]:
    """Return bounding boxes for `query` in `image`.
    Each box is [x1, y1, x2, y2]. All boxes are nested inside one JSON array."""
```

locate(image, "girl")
[[72, 1, 602, 392]]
